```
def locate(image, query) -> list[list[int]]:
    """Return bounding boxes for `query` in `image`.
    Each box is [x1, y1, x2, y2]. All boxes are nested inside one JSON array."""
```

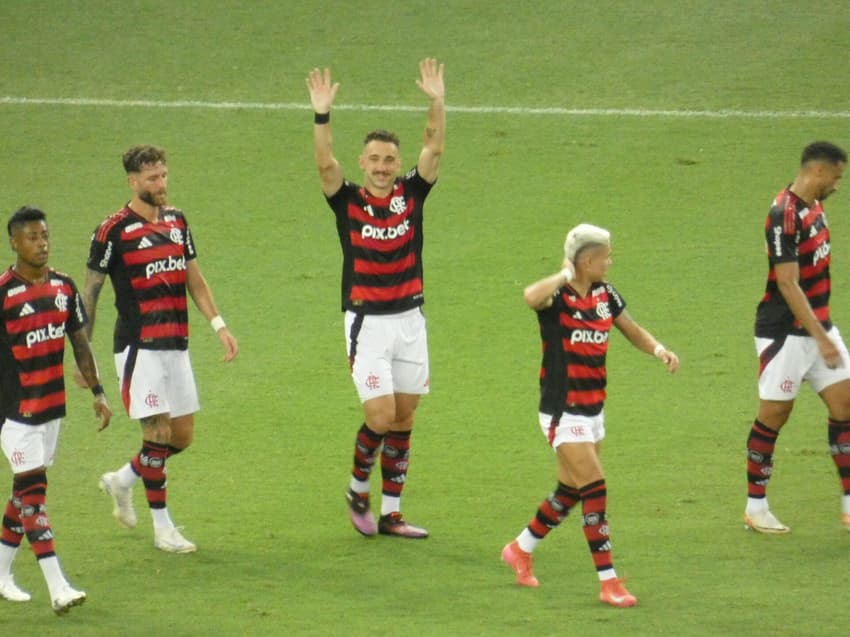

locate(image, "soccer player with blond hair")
[[501, 223, 679, 608]]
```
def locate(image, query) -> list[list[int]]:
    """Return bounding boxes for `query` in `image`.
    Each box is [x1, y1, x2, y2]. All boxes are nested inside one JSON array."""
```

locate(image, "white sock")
[[151, 507, 175, 530], [381, 495, 400, 516], [598, 568, 617, 582], [0, 544, 18, 576], [842, 494, 850, 516], [38, 556, 68, 597], [115, 463, 139, 489], [349, 478, 369, 495], [516, 529, 539, 554], [746, 497, 768, 514]]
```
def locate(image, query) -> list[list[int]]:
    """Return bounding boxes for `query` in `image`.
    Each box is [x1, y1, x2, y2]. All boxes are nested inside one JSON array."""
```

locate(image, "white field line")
[[1, 95, 850, 119]]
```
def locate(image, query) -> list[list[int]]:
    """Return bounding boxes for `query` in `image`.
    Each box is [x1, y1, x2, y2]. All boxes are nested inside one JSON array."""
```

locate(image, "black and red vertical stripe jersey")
[[537, 282, 626, 417], [326, 167, 433, 314], [755, 187, 832, 338], [0, 268, 86, 425], [87, 205, 196, 353]]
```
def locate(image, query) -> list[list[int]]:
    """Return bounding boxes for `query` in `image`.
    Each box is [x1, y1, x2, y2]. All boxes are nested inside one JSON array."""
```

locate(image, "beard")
[[140, 189, 167, 207]]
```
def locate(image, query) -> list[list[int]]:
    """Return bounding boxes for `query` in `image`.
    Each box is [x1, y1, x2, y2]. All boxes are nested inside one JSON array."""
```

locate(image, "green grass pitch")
[[1, 1, 850, 635]]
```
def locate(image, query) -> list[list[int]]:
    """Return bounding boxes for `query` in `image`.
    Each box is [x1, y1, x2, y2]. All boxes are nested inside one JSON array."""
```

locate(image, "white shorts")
[[539, 411, 606, 448], [1, 418, 60, 473], [756, 326, 850, 400], [345, 308, 430, 403], [115, 347, 200, 419]]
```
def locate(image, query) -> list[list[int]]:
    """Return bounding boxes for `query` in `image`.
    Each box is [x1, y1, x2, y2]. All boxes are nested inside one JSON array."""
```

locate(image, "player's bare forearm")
[[80, 268, 106, 339], [615, 312, 653, 352], [777, 278, 830, 341], [186, 261, 220, 321], [185, 260, 237, 361], [69, 329, 102, 388], [307, 67, 344, 195], [416, 58, 446, 183], [615, 312, 679, 373], [524, 272, 566, 310]]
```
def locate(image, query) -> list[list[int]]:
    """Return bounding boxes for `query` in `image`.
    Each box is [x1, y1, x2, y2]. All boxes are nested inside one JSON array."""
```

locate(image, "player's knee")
[[141, 414, 172, 444]]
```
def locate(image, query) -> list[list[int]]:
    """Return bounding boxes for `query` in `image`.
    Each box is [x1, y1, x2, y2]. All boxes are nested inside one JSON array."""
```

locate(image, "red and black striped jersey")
[[536, 282, 626, 417], [755, 187, 831, 338], [326, 167, 433, 314], [0, 268, 86, 425], [87, 205, 196, 352]]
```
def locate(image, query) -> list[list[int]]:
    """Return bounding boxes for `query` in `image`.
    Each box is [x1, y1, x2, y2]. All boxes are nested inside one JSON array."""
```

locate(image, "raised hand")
[[416, 58, 445, 101], [306, 67, 340, 114]]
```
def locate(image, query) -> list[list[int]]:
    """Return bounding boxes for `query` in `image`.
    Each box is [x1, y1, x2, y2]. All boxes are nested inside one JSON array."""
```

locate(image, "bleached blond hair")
[[564, 223, 611, 262]]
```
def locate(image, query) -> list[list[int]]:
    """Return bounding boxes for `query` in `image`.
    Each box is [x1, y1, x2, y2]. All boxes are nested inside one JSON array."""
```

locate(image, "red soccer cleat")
[[501, 540, 539, 587], [599, 577, 637, 608]]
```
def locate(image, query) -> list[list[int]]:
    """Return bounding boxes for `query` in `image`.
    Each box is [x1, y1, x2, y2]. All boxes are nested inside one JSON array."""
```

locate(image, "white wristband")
[[653, 343, 666, 358], [210, 315, 226, 332], [560, 267, 574, 283]]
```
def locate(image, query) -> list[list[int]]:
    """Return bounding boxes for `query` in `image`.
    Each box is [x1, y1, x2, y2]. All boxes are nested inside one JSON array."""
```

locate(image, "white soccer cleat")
[[0, 575, 31, 602], [51, 584, 86, 614], [744, 509, 790, 534], [99, 471, 137, 529], [154, 526, 197, 554]]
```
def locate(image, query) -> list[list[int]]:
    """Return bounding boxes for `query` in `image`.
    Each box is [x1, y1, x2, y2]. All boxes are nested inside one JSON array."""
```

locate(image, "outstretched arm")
[[306, 67, 344, 197], [614, 310, 679, 373], [415, 58, 446, 184], [185, 260, 238, 362], [68, 328, 112, 431]]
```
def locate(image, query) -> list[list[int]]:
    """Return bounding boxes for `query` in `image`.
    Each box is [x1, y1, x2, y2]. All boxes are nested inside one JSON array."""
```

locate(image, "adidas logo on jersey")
[[19, 303, 35, 317], [138, 236, 154, 249]]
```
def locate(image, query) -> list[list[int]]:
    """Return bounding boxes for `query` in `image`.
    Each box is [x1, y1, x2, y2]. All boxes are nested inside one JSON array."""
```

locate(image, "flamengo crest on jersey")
[[87, 205, 197, 352], [326, 167, 433, 314], [755, 187, 831, 338], [0, 268, 86, 425], [536, 282, 626, 418]]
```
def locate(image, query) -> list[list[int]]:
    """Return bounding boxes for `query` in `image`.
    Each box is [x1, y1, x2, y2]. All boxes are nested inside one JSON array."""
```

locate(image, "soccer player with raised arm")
[[306, 59, 445, 538], [501, 224, 679, 608]]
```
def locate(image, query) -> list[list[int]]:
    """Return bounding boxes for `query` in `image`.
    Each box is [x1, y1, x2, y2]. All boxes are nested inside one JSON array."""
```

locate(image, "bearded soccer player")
[[79, 145, 238, 553], [0, 207, 111, 613], [501, 224, 679, 607], [305, 59, 445, 538], [745, 141, 850, 534]]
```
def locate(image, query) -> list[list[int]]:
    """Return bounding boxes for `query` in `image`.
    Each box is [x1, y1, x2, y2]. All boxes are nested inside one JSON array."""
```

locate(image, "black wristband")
[[91, 383, 104, 396], [314, 111, 330, 124]]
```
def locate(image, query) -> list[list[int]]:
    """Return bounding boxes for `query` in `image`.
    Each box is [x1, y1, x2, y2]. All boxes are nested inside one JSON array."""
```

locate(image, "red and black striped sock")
[[528, 482, 581, 540], [352, 424, 384, 483], [828, 418, 850, 495], [1, 495, 23, 549], [131, 442, 169, 509], [14, 471, 54, 560], [579, 479, 612, 575], [381, 430, 411, 499], [747, 419, 779, 499]]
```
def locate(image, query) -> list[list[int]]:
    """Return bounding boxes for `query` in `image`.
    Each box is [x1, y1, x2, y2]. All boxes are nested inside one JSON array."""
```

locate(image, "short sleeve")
[[765, 206, 798, 264]]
